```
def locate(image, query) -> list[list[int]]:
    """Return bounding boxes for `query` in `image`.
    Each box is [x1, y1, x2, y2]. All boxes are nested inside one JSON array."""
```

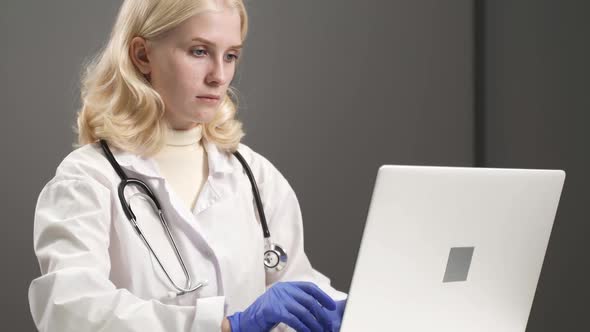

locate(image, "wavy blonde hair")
[[75, 0, 248, 156]]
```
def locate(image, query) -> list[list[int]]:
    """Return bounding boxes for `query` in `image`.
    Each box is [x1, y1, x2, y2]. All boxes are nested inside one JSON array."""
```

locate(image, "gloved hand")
[[324, 299, 347, 332], [227, 281, 337, 332]]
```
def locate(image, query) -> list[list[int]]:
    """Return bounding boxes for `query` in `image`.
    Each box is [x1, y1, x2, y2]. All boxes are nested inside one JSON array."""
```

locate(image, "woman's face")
[[131, 8, 242, 130]]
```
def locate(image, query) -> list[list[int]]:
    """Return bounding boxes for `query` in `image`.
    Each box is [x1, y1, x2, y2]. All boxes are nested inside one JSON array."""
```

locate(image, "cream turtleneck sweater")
[[152, 125, 208, 211]]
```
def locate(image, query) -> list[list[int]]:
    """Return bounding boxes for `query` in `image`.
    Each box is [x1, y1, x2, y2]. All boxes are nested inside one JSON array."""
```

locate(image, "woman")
[[28, 0, 347, 331]]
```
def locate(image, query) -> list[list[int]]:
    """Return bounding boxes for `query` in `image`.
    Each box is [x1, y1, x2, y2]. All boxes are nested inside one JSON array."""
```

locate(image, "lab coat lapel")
[[192, 140, 238, 215]]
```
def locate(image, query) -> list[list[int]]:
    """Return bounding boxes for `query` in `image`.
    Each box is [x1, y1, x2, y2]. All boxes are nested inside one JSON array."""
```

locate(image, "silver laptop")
[[340, 165, 565, 332]]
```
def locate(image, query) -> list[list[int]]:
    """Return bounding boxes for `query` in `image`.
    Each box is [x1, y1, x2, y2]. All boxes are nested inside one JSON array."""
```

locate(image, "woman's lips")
[[196, 95, 220, 104]]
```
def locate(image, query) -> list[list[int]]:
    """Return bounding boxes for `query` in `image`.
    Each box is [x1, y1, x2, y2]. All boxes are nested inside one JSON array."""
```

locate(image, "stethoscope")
[[99, 139, 288, 297]]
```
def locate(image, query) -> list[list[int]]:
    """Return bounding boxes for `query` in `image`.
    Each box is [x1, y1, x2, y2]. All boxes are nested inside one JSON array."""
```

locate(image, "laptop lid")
[[340, 165, 565, 332]]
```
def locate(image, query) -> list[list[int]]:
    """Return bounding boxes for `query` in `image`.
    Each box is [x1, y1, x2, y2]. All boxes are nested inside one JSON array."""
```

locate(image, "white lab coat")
[[28, 140, 346, 331]]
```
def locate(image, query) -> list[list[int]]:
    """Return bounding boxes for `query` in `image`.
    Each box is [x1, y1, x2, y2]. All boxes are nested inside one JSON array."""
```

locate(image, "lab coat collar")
[[203, 139, 235, 175], [110, 138, 235, 180]]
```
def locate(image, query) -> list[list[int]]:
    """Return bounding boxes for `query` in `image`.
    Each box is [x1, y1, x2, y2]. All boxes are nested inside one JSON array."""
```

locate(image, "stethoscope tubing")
[[100, 139, 203, 293], [98, 138, 286, 296], [231, 149, 271, 239]]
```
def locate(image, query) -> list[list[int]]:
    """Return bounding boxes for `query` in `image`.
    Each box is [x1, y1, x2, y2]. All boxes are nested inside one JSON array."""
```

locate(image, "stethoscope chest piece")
[[264, 241, 288, 272]]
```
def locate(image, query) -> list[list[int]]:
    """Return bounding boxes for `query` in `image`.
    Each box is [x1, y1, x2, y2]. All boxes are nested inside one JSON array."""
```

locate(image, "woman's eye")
[[191, 49, 207, 57], [225, 53, 239, 62]]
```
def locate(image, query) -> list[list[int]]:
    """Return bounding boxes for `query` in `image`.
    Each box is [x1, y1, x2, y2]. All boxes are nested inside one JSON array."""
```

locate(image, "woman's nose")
[[206, 58, 227, 86]]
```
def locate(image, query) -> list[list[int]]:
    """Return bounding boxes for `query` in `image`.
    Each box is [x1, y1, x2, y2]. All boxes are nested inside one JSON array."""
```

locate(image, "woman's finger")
[[288, 285, 334, 331], [280, 311, 312, 332], [284, 298, 324, 332], [291, 281, 337, 310]]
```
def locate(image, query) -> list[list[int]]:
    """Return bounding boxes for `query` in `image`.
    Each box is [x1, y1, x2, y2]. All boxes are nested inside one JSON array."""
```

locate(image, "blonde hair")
[[75, 0, 248, 156]]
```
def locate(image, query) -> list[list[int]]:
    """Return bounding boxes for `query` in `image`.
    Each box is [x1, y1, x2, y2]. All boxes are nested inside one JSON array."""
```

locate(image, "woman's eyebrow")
[[191, 37, 243, 49]]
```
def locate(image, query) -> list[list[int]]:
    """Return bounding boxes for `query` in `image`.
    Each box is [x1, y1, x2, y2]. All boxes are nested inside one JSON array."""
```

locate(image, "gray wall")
[[481, 1, 590, 331], [3, 0, 586, 331], [1, 1, 123, 330]]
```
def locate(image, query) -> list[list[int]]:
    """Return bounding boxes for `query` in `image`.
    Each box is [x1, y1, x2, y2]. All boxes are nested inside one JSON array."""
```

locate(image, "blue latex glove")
[[227, 281, 337, 332], [324, 299, 347, 332]]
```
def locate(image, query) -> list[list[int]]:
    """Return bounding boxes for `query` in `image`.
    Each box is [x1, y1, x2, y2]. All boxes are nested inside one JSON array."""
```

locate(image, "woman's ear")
[[130, 36, 151, 75]]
